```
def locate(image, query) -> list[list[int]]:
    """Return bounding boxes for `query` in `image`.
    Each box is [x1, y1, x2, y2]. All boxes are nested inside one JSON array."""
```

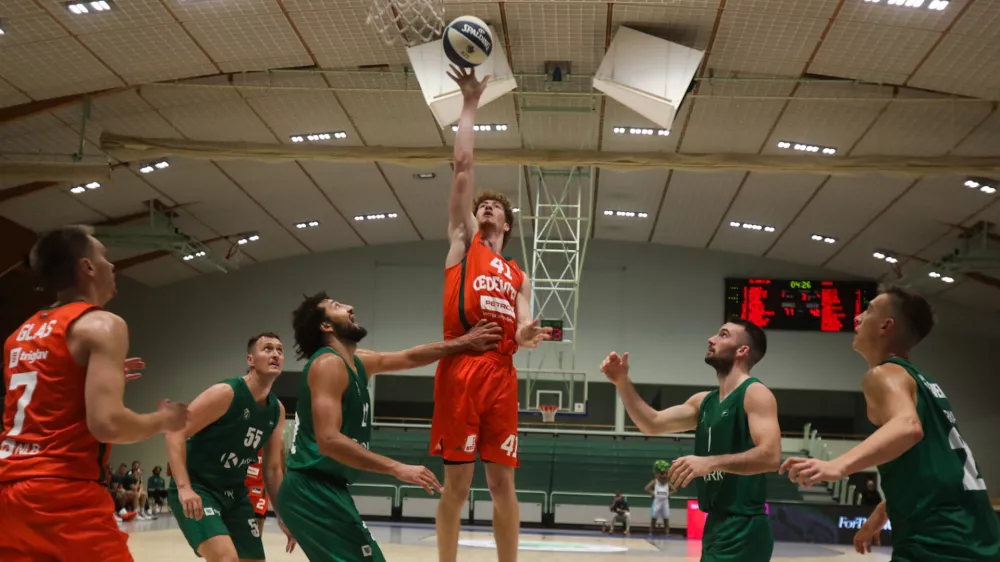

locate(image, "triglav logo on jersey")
[[221, 452, 239, 468], [8, 348, 48, 368], [243, 408, 250, 420]]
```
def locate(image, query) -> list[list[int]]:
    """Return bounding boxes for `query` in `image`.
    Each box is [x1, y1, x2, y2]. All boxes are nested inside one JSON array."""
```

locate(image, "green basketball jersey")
[[876, 358, 1000, 560], [694, 377, 767, 516], [172, 377, 281, 491], [286, 348, 372, 485]]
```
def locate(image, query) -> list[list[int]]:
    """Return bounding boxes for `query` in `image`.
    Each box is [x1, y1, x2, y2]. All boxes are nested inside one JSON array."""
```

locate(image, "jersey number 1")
[[490, 258, 512, 281]]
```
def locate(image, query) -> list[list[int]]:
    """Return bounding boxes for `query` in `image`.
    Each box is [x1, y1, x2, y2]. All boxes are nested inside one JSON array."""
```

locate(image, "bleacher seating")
[[348, 426, 804, 512]]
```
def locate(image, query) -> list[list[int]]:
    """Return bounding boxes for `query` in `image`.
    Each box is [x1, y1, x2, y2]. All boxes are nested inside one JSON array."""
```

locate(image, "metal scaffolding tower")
[[516, 165, 594, 415]]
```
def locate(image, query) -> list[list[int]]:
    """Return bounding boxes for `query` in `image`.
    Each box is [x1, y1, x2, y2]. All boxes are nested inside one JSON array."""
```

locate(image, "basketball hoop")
[[539, 405, 559, 423], [365, 0, 445, 47]]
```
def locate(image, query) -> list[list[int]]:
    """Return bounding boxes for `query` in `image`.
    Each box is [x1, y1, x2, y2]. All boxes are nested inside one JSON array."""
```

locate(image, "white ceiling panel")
[[0, 38, 124, 100], [336, 84, 442, 147], [381, 162, 450, 241], [835, 0, 967, 31], [0, 80, 31, 109], [292, 5, 409, 69], [183, 14, 312, 73], [70, 167, 175, 218], [938, 278, 1000, 314], [0, 188, 105, 231], [710, 172, 825, 256], [595, 168, 667, 242], [519, 96, 600, 151], [120, 255, 200, 287], [708, 8, 831, 78], [851, 91, 992, 157], [761, 82, 892, 156], [140, 157, 241, 207], [442, 95, 521, 150], [165, 0, 281, 20], [610, 3, 718, 53], [951, 109, 1000, 157], [156, 98, 277, 143], [505, 3, 607, 74], [765, 174, 914, 267], [824, 203, 953, 279], [37, 0, 174, 34], [213, 161, 362, 252], [651, 170, 744, 248], [681, 80, 793, 154], [78, 24, 218, 86], [600, 100, 683, 153], [891, 174, 991, 225], [245, 90, 364, 146], [808, 23, 940, 85], [0, 0, 67, 46]]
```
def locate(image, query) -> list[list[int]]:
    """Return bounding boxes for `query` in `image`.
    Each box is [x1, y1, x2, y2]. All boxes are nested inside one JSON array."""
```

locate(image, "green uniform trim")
[[458, 256, 472, 331]]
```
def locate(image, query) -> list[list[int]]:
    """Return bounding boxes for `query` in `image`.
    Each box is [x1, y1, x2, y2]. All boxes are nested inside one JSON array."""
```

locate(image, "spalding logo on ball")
[[442, 15, 493, 68]]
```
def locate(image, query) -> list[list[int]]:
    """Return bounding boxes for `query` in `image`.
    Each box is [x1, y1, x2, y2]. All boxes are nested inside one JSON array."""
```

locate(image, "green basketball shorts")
[[167, 484, 264, 559], [701, 512, 773, 562], [277, 470, 386, 562]]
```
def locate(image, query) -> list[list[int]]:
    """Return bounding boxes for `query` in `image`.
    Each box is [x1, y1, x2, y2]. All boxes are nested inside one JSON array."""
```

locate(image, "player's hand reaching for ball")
[[157, 399, 189, 432], [462, 319, 503, 352], [446, 64, 490, 100], [516, 317, 552, 349], [393, 463, 443, 495], [600, 352, 630, 385]]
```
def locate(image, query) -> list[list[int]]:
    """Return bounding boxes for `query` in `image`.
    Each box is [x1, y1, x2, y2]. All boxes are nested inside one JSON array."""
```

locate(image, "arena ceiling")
[[2, 0, 1000, 312]]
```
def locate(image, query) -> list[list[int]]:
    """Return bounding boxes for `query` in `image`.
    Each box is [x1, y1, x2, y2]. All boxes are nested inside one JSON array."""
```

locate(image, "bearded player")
[[0, 225, 188, 561], [278, 293, 502, 562], [433, 65, 552, 562], [781, 286, 1000, 561], [165, 332, 295, 561], [601, 317, 781, 562]]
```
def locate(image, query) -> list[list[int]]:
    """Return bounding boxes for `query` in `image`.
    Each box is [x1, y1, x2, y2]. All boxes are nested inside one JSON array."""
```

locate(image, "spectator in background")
[[859, 478, 882, 507], [148, 466, 168, 514], [609, 491, 631, 535]]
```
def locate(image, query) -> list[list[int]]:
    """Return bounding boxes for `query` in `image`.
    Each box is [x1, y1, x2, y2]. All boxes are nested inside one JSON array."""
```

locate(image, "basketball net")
[[539, 405, 559, 423], [365, 0, 445, 47]]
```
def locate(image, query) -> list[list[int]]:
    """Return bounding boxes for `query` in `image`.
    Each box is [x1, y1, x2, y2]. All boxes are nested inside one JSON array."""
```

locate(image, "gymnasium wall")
[[109, 239, 1000, 487]]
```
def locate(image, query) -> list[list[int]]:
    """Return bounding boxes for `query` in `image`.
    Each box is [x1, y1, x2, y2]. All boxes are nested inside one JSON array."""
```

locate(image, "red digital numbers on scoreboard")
[[742, 285, 775, 327], [819, 287, 844, 332], [726, 278, 875, 332]]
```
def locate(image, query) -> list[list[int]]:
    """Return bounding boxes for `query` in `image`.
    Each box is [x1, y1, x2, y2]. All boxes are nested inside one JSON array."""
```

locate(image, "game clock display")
[[724, 278, 878, 332]]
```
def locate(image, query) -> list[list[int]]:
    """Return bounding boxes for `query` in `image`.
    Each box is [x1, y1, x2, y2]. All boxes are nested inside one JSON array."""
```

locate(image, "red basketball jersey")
[[244, 450, 264, 488], [0, 302, 110, 483], [443, 232, 525, 356]]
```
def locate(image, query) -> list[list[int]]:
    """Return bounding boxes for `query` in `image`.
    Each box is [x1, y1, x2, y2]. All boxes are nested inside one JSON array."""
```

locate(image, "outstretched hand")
[[516, 317, 552, 349], [600, 352, 630, 385], [125, 357, 145, 382], [446, 64, 490, 100]]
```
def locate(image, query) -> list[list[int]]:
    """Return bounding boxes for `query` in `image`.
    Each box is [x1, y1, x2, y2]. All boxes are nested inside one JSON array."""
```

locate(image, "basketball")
[[442, 15, 493, 68]]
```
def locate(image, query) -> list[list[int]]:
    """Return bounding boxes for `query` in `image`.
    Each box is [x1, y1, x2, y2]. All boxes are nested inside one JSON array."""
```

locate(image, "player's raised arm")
[[355, 319, 502, 376], [309, 355, 442, 493], [781, 362, 923, 486], [445, 65, 490, 268], [80, 310, 187, 444], [601, 352, 706, 434], [164, 383, 235, 520]]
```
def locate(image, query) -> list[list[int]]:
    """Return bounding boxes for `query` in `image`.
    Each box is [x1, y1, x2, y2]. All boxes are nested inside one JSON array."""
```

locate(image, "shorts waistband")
[[462, 350, 514, 366]]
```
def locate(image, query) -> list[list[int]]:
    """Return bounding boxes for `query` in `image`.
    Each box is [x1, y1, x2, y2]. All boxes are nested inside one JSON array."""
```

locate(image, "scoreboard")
[[724, 278, 878, 332]]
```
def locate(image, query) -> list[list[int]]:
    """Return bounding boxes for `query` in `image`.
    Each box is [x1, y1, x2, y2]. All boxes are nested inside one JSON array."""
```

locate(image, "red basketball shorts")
[[248, 484, 269, 517], [430, 352, 520, 467], [0, 477, 133, 562]]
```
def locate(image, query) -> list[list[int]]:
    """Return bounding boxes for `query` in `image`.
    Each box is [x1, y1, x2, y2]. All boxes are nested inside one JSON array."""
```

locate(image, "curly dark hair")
[[291, 291, 330, 360], [473, 190, 514, 249]]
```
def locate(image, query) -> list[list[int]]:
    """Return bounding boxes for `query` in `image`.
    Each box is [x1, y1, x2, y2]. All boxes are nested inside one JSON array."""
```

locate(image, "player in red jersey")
[[0, 225, 188, 562], [432, 65, 552, 562], [244, 447, 280, 532]]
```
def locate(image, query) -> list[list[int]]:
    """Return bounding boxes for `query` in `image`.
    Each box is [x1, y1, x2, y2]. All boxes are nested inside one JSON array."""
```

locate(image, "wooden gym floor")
[[124, 517, 894, 561]]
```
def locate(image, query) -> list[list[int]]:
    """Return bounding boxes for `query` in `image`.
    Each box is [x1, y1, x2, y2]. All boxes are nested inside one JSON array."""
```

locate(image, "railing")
[[348, 483, 399, 505], [471, 486, 548, 512]]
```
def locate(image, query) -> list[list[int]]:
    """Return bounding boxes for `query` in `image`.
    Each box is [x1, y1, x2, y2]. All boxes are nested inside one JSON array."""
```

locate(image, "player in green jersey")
[[166, 332, 296, 561], [781, 286, 1000, 561], [601, 316, 782, 562], [279, 292, 502, 562]]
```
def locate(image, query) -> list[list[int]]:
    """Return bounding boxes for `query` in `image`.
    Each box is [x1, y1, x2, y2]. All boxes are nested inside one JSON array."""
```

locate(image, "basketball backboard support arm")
[[516, 165, 594, 416]]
